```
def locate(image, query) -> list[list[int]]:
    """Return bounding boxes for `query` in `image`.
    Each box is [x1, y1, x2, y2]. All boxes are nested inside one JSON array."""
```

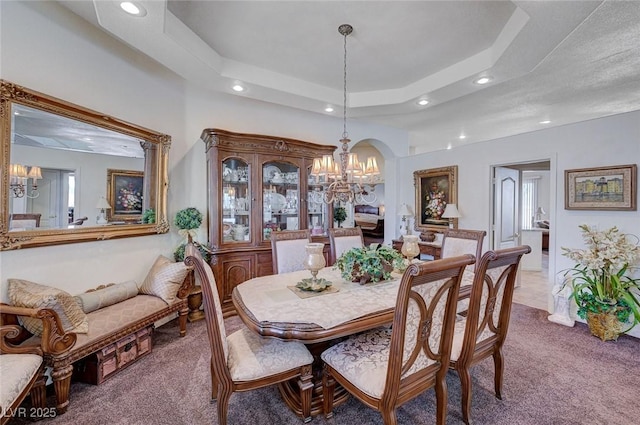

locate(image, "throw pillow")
[[7, 279, 89, 336], [74, 280, 139, 313], [138, 255, 189, 304]]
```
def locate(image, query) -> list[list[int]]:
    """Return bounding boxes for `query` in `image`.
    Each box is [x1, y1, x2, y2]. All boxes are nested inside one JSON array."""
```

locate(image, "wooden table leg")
[[277, 340, 349, 418]]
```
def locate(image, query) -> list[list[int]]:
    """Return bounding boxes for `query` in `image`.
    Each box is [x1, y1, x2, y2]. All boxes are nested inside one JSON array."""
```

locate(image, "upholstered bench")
[[4, 255, 192, 414]]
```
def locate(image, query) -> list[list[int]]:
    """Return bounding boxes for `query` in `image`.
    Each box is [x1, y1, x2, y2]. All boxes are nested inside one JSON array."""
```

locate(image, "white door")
[[30, 169, 60, 228], [493, 166, 520, 250]]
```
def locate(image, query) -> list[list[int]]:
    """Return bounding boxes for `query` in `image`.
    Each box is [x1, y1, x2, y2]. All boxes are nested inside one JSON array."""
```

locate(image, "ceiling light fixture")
[[539, 120, 551, 124], [474, 76, 492, 85], [232, 84, 245, 92], [310, 24, 379, 205], [459, 134, 467, 140], [119, 2, 147, 17], [325, 106, 334, 113], [417, 99, 429, 106]]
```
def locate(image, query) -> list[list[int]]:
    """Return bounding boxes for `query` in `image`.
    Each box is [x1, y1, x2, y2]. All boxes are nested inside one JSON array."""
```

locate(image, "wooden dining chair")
[[328, 227, 364, 265], [270, 229, 312, 274], [321, 254, 476, 425], [448, 245, 531, 425], [184, 244, 314, 425], [440, 228, 486, 272]]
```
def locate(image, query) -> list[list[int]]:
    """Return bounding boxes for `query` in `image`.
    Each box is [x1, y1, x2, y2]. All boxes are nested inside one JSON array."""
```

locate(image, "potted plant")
[[334, 206, 347, 228], [173, 207, 206, 259], [562, 224, 640, 341], [335, 244, 404, 284], [141, 208, 155, 224]]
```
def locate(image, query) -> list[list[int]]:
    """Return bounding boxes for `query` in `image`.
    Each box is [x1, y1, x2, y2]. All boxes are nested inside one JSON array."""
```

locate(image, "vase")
[[304, 243, 326, 284], [586, 311, 624, 341], [401, 235, 420, 264]]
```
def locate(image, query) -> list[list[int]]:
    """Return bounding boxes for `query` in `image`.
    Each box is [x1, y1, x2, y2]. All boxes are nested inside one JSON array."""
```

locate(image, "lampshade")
[[398, 203, 413, 217], [441, 204, 461, 218], [27, 166, 42, 180], [96, 197, 112, 210], [536, 206, 546, 215]]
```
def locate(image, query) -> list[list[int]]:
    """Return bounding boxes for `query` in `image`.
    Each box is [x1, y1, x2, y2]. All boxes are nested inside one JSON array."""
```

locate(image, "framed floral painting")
[[413, 166, 458, 232], [107, 169, 144, 222]]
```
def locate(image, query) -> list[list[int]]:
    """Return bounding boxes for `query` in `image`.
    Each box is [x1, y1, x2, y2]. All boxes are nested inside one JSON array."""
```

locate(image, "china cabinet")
[[201, 129, 336, 315]]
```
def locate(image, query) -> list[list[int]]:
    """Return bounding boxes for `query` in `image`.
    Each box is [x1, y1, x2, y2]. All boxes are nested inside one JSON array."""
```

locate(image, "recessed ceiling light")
[[232, 84, 245, 92], [120, 2, 147, 17], [459, 134, 467, 140], [417, 99, 429, 106], [447, 144, 453, 150], [325, 106, 334, 113], [474, 76, 493, 85], [539, 120, 551, 124]]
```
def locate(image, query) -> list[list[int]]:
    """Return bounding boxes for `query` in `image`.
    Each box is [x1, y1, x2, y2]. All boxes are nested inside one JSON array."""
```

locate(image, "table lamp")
[[535, 206, 546, 221], [398, 203, 413, 235], [441, 204, 461, 229], [96, 197, 112, 225]]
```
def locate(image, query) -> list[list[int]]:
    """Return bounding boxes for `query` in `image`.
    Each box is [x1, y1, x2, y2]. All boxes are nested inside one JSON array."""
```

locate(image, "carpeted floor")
[[12, 303, 640, 425]]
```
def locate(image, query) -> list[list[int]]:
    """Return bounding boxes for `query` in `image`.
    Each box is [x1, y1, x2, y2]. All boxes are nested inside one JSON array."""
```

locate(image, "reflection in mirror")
[[1, 79, 170, 250]]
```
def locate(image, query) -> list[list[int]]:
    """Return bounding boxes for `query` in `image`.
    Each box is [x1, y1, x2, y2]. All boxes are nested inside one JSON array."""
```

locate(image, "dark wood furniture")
[[185, 244, 314, 425], [322, 256, 474, 425], [392, 238, 441, 260], [353, 205, 384, 238], [201, 129, 336, 316], [449, 246, 531, 425]]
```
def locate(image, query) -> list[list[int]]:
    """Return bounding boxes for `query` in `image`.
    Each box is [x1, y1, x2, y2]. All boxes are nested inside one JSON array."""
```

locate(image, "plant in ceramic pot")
[[562, 224, 640, 341], [173, 207, 206, 259], [335, 244, 404, 284]]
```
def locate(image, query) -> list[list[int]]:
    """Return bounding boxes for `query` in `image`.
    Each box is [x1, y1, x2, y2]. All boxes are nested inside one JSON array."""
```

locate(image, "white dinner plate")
[[263, 165, 281, 182], [267, 192, 286, 213]]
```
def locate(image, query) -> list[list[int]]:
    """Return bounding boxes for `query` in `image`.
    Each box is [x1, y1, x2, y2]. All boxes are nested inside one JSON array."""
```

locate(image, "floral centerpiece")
[[335, 244, 404, 284], [562, 224, 640, 340]]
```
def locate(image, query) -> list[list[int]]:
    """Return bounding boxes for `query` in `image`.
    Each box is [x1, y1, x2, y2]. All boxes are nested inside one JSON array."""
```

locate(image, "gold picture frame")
[[565, 164, 636, 211], [107, 169, 145, 222], [414, 166, 458, 232]]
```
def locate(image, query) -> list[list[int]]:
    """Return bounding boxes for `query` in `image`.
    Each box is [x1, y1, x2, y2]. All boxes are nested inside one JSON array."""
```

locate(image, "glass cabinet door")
[[307, 168, 330, 236], [262, 161, 300, 241], [222, 158, 250, 243]]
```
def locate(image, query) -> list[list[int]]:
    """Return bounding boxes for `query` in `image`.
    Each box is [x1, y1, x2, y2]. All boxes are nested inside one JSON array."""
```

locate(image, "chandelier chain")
[[342, 27, 348, 140]]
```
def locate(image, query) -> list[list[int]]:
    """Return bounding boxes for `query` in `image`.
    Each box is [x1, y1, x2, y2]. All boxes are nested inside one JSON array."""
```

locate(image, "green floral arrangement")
[[335, 244, 404, 284], [141, 208, 155, 224], [562, 224, 640, 328], [175, 207, 202, 230]]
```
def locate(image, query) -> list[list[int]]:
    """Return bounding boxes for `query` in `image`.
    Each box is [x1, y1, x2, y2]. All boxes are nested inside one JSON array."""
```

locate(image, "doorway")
[[490, 160, 552, 311]]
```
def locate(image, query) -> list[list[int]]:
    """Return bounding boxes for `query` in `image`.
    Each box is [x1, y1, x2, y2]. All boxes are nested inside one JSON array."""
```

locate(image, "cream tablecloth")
[[237, 266, 476, 330]]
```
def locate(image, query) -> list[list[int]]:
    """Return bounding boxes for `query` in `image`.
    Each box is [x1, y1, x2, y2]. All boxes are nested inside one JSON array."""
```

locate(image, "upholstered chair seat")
[[227, 327, 313, 381], [0, 354, 43, 413]]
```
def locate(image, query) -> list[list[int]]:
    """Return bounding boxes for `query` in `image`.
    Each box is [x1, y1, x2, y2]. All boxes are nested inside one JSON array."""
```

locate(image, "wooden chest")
[[73, 326, 153, 385]]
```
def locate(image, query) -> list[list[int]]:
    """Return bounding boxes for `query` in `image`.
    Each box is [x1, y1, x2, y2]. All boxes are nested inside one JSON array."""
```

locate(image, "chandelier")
[[9, 163, 41, 198], [310, 24, 380, 205]]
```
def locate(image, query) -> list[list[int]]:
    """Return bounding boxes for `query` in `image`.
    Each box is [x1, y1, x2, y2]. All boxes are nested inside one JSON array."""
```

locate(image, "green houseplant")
[[141, 208, 156, 224], [335, 244, 404, 284], [562, 224, 640, 341], [173, 207, 207, 260], [334, 206, 347, 228]]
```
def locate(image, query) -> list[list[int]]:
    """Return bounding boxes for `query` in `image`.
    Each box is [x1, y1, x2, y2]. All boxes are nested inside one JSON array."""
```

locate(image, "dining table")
[[231, 265, 475, 417]]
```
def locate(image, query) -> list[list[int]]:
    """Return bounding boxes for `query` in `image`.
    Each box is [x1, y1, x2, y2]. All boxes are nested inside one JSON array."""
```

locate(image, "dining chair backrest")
[[328, 227, 364, 265], [185, 244, 229, 370], [271, 229, 311, 274], [449, 245, 531, 424], [441, 228, 486, 272]]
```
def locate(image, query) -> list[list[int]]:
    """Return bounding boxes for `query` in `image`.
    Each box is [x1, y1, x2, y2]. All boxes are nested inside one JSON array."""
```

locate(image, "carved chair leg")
[[298, 365, 313, 423], [322, 364, 336, 419], [210, 358, 218, 401], [178, 307, 188, 337], [434, 370, 448, 425], [457, 365, 473, 425], [216, 388, 232, 425], [51, 364, 73, 414], [29, 370, 47, 409]]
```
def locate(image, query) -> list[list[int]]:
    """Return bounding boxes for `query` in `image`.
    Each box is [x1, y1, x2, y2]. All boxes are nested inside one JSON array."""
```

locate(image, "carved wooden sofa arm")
[[0, 305, 76, 424]]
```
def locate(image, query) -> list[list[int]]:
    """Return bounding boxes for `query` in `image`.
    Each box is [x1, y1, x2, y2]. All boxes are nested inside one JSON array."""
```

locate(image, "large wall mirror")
[[0, 80, 170, 250]]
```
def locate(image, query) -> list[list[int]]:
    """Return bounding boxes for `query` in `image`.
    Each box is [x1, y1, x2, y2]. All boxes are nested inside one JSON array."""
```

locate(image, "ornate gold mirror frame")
[[0, 80, 170, 250]]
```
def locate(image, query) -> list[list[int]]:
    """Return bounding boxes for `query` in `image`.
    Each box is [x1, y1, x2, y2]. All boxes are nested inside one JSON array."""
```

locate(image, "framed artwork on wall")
[[414, 166, 458, 232], [107, 169, 144, 221], [565, 164, 636, 211]]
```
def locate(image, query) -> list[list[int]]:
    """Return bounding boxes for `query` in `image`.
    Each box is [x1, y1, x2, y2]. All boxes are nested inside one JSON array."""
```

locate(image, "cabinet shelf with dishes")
[[202, 128, 336, 315]]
